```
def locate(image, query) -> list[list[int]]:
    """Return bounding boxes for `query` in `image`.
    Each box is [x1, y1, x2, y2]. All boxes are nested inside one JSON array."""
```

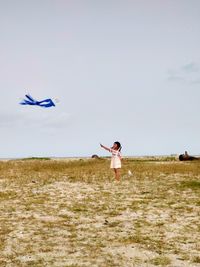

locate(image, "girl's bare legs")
[[114, 168, 120, 181]]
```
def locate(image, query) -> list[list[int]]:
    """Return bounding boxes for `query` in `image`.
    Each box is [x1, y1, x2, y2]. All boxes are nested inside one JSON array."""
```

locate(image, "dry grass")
[[0, 158, 200, 267]]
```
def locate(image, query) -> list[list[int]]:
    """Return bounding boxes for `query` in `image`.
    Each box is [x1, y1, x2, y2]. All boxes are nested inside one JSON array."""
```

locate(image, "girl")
[[100, 141, 122, 181]]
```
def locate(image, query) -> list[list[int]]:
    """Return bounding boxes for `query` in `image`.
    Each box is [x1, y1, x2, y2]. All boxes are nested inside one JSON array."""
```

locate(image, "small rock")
[[91, 154, 100, 159]]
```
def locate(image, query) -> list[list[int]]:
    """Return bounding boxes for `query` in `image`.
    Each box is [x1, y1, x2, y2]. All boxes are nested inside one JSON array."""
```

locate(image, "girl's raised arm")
[[100, 143, 111, 152]]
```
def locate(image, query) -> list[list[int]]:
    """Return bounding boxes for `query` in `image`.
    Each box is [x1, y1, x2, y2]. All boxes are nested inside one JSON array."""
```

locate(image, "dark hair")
[[114, 141, 122, 151]]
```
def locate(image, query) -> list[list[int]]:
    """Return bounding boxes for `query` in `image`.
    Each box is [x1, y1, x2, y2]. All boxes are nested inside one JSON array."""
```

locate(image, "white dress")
[[110, 149, 122, 169]]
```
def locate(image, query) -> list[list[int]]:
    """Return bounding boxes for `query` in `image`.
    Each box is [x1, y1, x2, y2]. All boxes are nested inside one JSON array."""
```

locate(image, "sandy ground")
[[0, 159, 200, 267]]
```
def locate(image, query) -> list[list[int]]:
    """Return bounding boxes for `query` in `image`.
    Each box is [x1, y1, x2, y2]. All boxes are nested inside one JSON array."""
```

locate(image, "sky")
[[0, 0, 200, 158]]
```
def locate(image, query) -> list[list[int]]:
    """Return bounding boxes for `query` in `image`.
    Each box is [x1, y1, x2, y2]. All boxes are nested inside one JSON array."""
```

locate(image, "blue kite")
[[20, 94, 55, 108]]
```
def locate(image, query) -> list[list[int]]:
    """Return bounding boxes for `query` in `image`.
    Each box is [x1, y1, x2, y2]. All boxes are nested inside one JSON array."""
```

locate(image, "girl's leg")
[[114, 168, 120, 181], [116, 168, 120, 181], [113, 169, 116, 179]]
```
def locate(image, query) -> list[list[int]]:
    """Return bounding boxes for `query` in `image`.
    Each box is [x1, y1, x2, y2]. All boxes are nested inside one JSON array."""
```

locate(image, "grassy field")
[[0, 158, 200, 267]]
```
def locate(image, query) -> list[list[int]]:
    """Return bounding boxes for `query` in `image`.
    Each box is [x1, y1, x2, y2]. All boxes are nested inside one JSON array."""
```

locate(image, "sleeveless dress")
[[110, 148, 122, 169]]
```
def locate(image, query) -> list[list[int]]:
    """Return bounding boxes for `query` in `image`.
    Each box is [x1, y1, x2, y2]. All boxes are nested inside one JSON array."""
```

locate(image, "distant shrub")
[[21, 157, 51, 161]]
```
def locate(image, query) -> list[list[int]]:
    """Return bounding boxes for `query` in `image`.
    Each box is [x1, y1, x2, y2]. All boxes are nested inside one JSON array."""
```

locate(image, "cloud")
[[41, 112, 71, 129], [182, 62, 199, 73], [190, 79, 200, 85], [0, 109, 71, 131], [167, 72, 185, 82], [167, 62, 200, 84], [0, 112, 23, 127]]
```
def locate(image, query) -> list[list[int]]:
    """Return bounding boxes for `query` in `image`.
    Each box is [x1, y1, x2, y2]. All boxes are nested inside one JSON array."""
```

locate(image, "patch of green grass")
[[107, 221, 121, 228], [196, 201, 200, 206], [64, 265, 81, 267], [131, 256, 143, 265], [192, 256, 200, 263], [70, 201, 90, 213], [0, 260, 7, 267], [120, 233, 144, 245], [124, 156, 176, 162], [0, 191, 17, 200], [150, 256, 171, 266], [180, 180, 200, 190], [0, 226, 12, 250], [21, 157, 51, 160]]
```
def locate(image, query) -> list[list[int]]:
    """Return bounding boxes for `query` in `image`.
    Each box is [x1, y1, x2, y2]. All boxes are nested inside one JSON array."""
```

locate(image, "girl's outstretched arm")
[[100, 143, 111, 152]]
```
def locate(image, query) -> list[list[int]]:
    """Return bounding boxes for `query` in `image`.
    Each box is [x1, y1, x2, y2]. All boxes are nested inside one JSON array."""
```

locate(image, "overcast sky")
[[1, 0, 200, 158]]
